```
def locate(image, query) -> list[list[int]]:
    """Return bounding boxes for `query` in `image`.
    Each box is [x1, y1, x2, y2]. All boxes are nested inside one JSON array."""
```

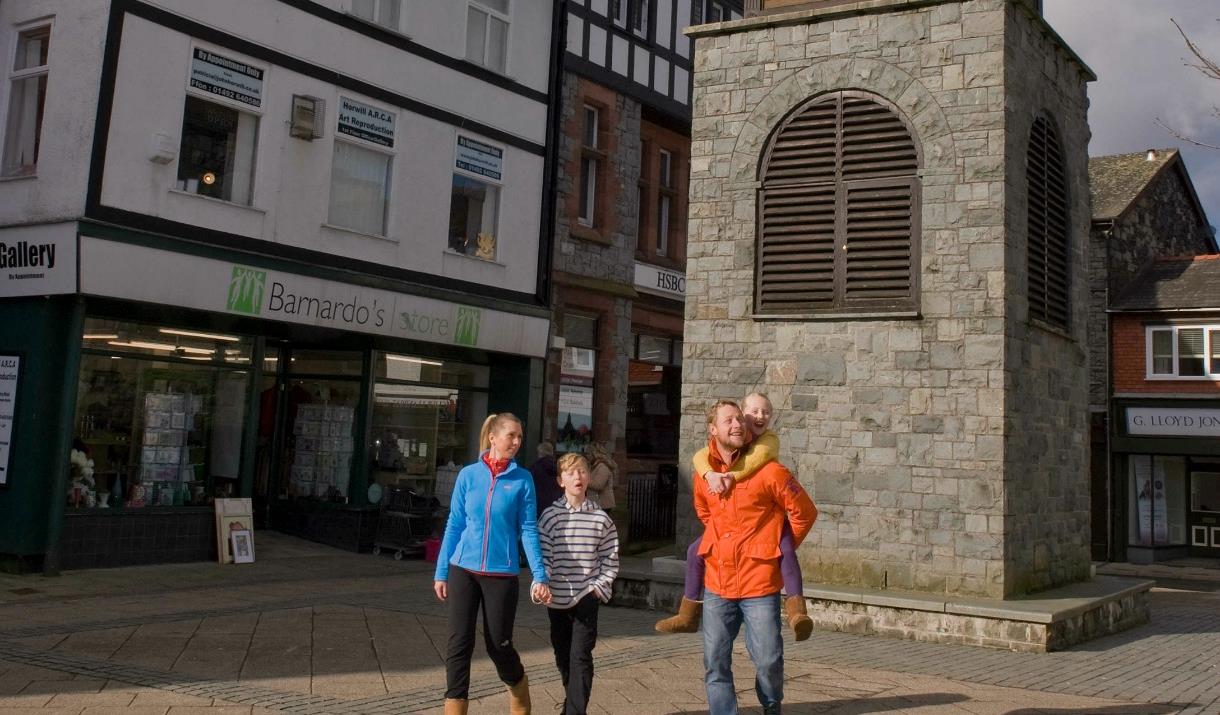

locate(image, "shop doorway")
[[1188, 464, 1220, 555]]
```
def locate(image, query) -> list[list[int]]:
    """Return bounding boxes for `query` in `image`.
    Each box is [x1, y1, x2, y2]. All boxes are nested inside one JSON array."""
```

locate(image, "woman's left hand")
[[531, 582, 552, 604]]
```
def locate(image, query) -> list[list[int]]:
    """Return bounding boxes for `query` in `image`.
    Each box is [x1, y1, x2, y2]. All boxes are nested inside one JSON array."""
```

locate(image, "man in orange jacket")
[[694, 399, 817, 715]]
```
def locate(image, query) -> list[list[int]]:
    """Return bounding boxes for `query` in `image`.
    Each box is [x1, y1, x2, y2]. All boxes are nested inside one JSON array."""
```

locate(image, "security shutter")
[[757, 91, 919, 314], [1026, 116, 1069, 328]]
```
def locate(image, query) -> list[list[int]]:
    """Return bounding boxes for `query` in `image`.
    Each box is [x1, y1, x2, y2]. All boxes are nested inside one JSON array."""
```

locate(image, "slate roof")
[[1111, 254, 1220, 311], [1088, 148, 1179, 222]]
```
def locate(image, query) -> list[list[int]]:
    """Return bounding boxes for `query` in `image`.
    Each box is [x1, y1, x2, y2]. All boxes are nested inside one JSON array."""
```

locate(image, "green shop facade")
[[0, 221, 549, 572]]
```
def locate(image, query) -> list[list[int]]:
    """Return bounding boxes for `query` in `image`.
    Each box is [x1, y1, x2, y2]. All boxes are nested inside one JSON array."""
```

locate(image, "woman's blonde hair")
[[479, 412, 523, 452]]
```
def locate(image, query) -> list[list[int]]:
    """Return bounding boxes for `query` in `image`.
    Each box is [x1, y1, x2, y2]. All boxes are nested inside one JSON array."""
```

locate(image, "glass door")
[[1189, 468, 1220, 555]]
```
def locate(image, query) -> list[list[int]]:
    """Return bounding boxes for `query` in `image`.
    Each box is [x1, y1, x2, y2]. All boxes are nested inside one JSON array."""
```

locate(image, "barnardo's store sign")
[[79, 238, 548, 358], [0, 222, 78, 298], [1126, 407, 1220, 438]]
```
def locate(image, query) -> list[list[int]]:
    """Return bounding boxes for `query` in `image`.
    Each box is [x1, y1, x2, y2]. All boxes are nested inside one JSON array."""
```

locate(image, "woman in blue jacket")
[[434, 412, 550, 715]]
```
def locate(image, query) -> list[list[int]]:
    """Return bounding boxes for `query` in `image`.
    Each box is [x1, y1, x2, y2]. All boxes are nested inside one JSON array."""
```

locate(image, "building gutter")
[[537, 0, 569, 306]]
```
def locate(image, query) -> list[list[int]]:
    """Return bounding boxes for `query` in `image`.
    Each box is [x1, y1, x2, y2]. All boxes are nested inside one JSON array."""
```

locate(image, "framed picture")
[[230, 529, 255, 564], [215, 498, 254, 564]]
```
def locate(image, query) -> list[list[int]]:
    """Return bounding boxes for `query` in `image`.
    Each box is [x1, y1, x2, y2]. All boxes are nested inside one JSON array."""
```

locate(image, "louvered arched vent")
[[1026, 116, 1070, 328], [757, 91, 920, 314]]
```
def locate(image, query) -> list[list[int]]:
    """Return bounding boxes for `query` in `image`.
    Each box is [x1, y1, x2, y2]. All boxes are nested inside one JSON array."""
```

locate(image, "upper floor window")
[[328, 96, 396, 236], [705, 1, 731, 22], [2, 24, 51, 177], [610, 1, 647, 34], [1147, 325, 1220, 380], [578, 105, 601, 228], [756, 91, 920, 315], [449, 134, 505, 261], [632, 0, 649, 36], [176, 48, 264, 205], [656, 149, 673, 257], [350, 0, 402, 32], [1026, 115, 1070, 329], [466, 0, 509, 74]]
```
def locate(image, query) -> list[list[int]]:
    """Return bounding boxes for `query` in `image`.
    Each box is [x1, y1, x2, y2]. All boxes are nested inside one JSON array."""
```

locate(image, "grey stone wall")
[[1001, 1, 1092, 595], [1087, 166, 1215, 410], [681, 0, 1093, 598]]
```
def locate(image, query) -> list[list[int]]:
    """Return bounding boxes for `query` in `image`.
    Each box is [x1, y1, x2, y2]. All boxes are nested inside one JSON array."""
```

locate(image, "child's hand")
[[717, 473, 734, 493], [531, 582, 552, 604], [703, 471, 726, 494]]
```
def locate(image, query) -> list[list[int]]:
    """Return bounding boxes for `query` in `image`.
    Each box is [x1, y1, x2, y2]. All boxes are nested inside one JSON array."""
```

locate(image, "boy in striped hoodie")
[[538, 453, 620, 715]]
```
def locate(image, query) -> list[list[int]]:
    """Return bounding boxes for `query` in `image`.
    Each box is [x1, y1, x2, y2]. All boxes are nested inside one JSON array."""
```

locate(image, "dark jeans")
[[547, 593, 600, 715], [685, 521, 802, 600], [444, 566, 525, 699]]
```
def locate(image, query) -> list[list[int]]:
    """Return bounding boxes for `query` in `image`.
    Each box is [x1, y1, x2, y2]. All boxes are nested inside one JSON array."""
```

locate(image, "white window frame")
[[326, 96, 396, 238], [349, 0, 403, 32], [466, 0, 510, 75], [612, 0, 629, 27], [2, 21, 52, 178], [578, 105, 600, 228], [449, 132, 506, 261], [177, 46, 265, 206], [632, 0, 650, 37], [1145, 324, 1220, 381]]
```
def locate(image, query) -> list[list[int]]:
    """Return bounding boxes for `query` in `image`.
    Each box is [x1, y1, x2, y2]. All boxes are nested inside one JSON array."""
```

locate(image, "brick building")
[[1107, 255, 1220, 563], [1086, 149, 1216, 560], [543, 0, 743, 541]]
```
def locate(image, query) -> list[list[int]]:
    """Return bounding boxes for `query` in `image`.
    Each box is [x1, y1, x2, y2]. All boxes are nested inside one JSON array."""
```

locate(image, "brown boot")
[[785, 594, 813, 641], [444, 699, 468, 715], [654, 597, 702, 633], [507, 674, 530, 715]]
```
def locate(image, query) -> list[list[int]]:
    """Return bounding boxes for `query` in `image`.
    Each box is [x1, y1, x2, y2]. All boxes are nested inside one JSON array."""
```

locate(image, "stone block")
[[797, 354, 846, 385]]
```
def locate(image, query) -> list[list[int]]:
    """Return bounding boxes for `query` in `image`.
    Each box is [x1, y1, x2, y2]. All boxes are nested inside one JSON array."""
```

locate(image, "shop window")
[[329, 139, 392, 236], [1146, 325, 1220, 380], [176, 94, 259, 205], [350, 0, 401, 31], [757, 91, 919, 314], [466, 0, 509, 74], [1192, 471, 1220, 514], [637, 334, 672, 364], [578, 105, 601, 228], [559, 313, 598, 455], [2, 24, 50, 177], [369, 352, 489, 503], [448, 174, 500, 260], [1128, 455, 1187, 547], [73, 319, 253, 509]]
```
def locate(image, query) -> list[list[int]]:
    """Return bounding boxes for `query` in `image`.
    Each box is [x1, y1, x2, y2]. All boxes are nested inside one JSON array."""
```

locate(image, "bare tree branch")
[[1154, 117, 1220, 150], [1171, 18, 1220, 80]]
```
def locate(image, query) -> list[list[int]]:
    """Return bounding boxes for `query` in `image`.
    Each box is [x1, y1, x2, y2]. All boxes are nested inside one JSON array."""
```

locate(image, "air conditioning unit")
[[290, 95, 325, 140]]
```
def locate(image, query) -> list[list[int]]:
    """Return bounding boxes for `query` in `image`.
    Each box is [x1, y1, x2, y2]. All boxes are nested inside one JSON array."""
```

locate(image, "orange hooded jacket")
[[695, 436, 817, 599]]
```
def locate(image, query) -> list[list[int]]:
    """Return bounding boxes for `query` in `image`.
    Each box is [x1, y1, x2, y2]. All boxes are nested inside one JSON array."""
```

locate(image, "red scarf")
[[482, 453, 510, 478]]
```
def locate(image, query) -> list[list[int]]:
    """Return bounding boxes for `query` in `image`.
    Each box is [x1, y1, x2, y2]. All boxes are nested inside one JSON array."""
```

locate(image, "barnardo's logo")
[[454, 306, 481, 347], [227, 265, 266, 315]]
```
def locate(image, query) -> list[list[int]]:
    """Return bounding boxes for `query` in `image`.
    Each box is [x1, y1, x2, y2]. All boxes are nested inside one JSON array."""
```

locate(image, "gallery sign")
[[337, 97, 395, 147], [79, 237, 549, 358], [1126, 407, 1220, 438], [0, 222, 78, 298], [189, 48, 263, 107], [455, 135, 503, 182], [634, 261, 685, 299]]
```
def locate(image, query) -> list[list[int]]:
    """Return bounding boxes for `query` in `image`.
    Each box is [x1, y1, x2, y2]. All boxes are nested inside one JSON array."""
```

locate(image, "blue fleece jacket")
[[434, 456, 548, 583]]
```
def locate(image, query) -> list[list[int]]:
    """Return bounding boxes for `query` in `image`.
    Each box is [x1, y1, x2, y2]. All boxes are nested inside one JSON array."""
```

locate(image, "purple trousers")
[[685, 520, 802, 600]]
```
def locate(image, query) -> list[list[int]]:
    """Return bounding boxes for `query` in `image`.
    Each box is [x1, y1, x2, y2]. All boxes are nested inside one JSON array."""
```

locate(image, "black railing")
[[628, 465, 678, 542]]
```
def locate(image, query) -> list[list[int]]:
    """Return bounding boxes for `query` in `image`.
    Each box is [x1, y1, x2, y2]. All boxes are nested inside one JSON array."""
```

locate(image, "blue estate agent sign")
[[189, 48, 263, 107], [455, 135, 503, 181], [337, 97, 395, 147], [0, 356, 19, 487]]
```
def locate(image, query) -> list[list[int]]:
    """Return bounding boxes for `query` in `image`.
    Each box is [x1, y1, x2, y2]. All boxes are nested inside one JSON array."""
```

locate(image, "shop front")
[[1111, 400, 1220, 563], [0, 224, 548, 571]]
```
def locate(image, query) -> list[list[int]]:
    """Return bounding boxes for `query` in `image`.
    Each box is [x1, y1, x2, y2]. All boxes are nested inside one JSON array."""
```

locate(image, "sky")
[[1044, 1, 1220, 230]]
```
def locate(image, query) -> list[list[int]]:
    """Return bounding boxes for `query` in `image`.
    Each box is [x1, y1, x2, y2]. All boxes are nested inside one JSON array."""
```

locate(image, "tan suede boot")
[[444, 699, 468, 715], [785, 594, 813, 641], [507, 674, 531, 715], [654, 597, 702, 633]]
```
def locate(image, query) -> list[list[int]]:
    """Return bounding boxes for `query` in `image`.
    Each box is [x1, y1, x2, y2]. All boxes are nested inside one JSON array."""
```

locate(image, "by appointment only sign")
[[78, 237, 548, 358]]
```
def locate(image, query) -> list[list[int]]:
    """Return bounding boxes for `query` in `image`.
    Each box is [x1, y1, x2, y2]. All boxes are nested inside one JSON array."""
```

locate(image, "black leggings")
[[445, 566, 526, 699]]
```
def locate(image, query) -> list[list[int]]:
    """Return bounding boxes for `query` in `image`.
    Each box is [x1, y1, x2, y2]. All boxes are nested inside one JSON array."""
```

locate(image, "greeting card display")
[[289, 404, 355, 499], [135, 391, 204, 506]]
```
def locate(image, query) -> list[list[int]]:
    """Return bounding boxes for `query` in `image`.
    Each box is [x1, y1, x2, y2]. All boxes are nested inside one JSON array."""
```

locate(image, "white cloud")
[[1045, 0, 1220, 227]]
